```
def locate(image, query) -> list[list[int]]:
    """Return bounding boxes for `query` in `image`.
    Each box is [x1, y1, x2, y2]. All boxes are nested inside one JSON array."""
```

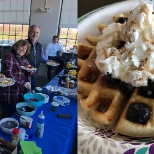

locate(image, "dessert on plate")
[[46, 60, 59, 66], [21, 65, 37, 71], [78, 2, 154, 137], [0, 77, 14, 87]]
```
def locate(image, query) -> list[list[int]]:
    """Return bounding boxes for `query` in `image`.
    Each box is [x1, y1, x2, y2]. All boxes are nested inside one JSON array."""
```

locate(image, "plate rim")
[[78, 0, 139, 23]]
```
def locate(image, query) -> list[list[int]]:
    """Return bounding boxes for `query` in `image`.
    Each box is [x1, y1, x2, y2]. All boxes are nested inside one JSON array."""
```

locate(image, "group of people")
[[0, 25, 66, 118]]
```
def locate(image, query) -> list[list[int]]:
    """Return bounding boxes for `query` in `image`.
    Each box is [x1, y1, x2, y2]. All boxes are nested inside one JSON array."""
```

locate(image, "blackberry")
[[116, 17, 128, 24], [119, 81, 134, 95], [105, 73, 120, 85], [127, 103, 152, 124], [140, 79, 154, 98]]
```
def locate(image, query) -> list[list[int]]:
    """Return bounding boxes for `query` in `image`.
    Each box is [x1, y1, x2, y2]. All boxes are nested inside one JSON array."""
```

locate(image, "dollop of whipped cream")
[[95, 3, 154, 87]]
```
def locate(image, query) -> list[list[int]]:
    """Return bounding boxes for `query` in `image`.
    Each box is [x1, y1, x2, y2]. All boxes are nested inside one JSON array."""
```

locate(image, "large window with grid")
[[0, 0, 31, 57], [0, 24, 29, 46], [59, 28, 77, 52], [59, 0, 77, 52]]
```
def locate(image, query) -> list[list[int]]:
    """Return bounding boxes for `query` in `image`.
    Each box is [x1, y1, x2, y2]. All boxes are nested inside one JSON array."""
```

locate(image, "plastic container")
[[20, 116, 33, 128], [35, 111, 45, 138], [23, 93, 45, 108], [53, 96, 70, 106], [12, 128, 19, 146], [69, 80, 75, 88], [51, 102, 59, 112]]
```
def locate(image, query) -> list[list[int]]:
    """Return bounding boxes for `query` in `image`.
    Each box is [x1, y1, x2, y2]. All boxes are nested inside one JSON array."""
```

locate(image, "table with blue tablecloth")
[[0, 72, 77, 154]]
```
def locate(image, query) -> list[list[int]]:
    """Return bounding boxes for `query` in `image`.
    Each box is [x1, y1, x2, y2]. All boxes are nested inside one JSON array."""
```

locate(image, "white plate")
[[0, 78, 15, 87], [78, 1, 154, 153], [78, 0, 140, 44], [21, 66, 37, 71], [53, 96, 70, 106], [46, 86, 61, 92], [36, 87, 42, 92], [46, 61, 60, 66], [46, 85, 77, 97]]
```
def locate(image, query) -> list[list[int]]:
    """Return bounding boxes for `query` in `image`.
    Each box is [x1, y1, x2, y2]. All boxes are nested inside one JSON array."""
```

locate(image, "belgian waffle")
[[78, 44, 127, 126], [78, 3, 154, 137], [0, 78, 12, 85], [78, 42, 154, 136], [115, 88, 154, 137]]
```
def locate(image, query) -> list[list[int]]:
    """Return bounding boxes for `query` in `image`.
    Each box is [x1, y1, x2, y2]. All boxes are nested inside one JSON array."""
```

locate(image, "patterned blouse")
[[0, 53, 31, 105]]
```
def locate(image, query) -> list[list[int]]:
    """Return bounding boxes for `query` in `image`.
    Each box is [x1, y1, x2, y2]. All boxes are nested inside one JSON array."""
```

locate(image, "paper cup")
[[51, 102, 59, 112], [19, 128, 28, 141]]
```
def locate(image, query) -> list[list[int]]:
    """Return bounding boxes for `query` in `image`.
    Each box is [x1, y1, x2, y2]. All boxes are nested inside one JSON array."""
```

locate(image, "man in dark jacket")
[[26, 25, 48, 90]]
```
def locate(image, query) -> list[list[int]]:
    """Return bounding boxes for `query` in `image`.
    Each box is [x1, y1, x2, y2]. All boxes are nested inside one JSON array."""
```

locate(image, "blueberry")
[[140, 86, 153, 98], [117, 41, 126, 49], [140, 79, 154, 98], [105, 73, 120, 85], [116, 17, 127, 24], [119, 81, 134, 95], [127, 103, 152, 124]]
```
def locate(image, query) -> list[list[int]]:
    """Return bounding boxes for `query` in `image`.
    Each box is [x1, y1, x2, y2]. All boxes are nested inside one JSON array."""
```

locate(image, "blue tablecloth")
[[0, 72, 77, 154]]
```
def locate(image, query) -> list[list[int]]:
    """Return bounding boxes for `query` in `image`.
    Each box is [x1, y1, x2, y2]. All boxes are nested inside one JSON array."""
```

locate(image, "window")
[[59, 28, 77, 52], [59, 0, 77, 52], [0, 0, 31, 57], [0, 24, 29, 46]]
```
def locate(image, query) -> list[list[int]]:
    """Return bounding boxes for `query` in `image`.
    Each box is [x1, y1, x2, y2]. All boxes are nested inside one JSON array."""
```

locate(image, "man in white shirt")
[[45, 36, 66, 81], [46, 36, 64, 57]]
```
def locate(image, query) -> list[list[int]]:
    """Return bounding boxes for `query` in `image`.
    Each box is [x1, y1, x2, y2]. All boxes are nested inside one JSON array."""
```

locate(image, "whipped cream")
[[95, 3, 154, 87]]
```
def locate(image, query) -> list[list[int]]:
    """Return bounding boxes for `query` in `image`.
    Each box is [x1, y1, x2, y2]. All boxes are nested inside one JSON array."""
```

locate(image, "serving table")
[[0, 72, 77, 154]]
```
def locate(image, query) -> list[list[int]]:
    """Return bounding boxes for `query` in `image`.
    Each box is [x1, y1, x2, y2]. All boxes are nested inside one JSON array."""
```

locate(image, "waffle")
[[115, 88, 154, 137], [78, 4, 154, 137], [78, 42, 154, 136], [78, 43, 127, 126], [0, 78, 13, 85]]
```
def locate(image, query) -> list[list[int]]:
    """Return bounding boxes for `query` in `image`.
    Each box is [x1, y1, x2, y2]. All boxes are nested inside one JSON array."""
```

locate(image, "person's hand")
[[26, 64, 32, 67], [24, 82, 31, 90], [0, 73, 5, 78]]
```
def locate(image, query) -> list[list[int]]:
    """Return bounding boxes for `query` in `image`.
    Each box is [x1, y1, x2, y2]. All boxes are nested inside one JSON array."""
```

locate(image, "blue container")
[[24, 93, 45, 108]]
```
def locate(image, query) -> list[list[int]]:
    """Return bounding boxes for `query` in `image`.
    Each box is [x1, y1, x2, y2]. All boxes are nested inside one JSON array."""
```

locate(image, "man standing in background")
[[26, 25, 48, 90], [45, 35, 66, 82]]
